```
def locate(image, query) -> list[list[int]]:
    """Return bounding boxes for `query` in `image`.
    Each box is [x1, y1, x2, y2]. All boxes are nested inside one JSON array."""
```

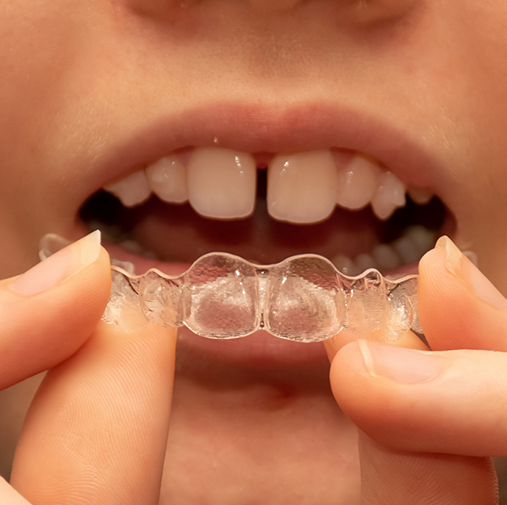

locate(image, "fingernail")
[[436, 235, 507, 310], [358, 340, 443, 384], [435, 235, 462, 276], [10, 231, 101, 295]]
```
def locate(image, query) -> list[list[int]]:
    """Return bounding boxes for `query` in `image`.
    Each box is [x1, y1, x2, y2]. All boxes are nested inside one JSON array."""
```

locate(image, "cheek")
[[439, 3, 507, 154], [0, 2, 88, 132], [0, 2, 83, 207], [0, 2, 109, 254]]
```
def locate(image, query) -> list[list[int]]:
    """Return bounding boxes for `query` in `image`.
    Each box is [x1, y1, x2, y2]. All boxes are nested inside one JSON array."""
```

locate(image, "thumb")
[[331, 340, 499, 504], [358, 431, 497, 505], [11, 319, 177, 505]]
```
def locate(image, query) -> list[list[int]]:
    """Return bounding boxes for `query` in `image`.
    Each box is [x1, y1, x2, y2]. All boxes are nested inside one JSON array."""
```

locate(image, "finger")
[[358, 433, 498, 505], [331, 340, 507, 457], [324, 328, 428, 361], [0, 231, 111, 389], [10, 320, 177, 505], [0, 477, 31, 505], [419, 236, 507, 351], [330, 341, 501, 504]]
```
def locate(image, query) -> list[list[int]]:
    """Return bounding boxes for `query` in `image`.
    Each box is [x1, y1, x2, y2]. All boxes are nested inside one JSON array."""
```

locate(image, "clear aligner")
[[103, 252, 424, 344]]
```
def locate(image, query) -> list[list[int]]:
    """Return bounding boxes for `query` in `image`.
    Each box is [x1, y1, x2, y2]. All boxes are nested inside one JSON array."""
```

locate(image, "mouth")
[[75, 102, 453, 364]]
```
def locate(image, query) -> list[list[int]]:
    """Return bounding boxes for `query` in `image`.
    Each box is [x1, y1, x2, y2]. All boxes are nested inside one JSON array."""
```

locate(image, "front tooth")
[[187, 147, 256, 219], [371, 171, 406, 220], [267, 150, 338, 224], [146, 155, 188, 204], [335, 153, 380, 210], [103, 171, 151, 207]]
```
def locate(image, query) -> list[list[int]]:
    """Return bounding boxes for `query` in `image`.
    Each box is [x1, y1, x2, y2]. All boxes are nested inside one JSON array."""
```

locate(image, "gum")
[[103, 253, 423, 343]]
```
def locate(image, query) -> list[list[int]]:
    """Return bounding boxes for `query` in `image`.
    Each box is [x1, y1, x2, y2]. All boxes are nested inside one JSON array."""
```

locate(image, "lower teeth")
[[331, 225, 436, 276]]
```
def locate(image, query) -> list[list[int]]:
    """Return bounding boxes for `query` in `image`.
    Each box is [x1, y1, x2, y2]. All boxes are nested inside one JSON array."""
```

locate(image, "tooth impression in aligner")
[[104, 171, 151, 207], [105, 252, 424, 344], [146, 155, 188, 204], [187, 147, 256, 219], [267, 150, 338, 224]]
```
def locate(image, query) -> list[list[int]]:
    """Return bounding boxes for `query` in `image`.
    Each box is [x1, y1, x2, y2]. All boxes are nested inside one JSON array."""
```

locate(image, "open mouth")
[[70, 103, 455, 364], [79, 146, 450, 278]]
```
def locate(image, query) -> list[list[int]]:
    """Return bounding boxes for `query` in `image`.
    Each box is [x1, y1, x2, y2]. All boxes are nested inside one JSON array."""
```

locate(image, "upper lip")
[[80, 99, 446, 205]]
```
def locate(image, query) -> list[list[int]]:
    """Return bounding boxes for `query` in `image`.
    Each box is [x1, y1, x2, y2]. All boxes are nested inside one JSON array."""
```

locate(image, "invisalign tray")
[[39, 234, 424, 344], [104, 253, 424, 343]]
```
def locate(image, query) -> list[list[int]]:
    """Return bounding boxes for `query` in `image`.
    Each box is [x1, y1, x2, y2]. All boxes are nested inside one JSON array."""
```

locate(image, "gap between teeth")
[[103, 146, 434, 224]]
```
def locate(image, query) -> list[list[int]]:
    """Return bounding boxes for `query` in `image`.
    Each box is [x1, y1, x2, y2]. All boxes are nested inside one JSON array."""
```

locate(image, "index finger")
[[0, 231, 111, 389]]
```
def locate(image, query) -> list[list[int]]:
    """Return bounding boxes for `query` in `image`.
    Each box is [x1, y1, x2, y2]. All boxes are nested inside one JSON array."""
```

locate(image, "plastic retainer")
[[103, 252, 424, 343]]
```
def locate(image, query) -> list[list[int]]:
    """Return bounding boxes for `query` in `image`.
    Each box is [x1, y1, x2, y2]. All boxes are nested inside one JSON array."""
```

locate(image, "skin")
[[2, 0, 507, 503]]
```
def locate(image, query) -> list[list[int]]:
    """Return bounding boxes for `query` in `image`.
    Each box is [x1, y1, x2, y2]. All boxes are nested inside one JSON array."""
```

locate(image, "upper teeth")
[[103, 147, 433, 223], [371, 170, 407, 220], [335, 151, 380, 210], [145, 154, 188, 204], [267, 150, 338, 223], [187, 147, 257, 219], [103, 170, 151, 208]]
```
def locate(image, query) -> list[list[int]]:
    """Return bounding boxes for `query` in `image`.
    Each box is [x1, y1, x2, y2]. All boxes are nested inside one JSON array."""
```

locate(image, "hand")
[[326, 237, 505, 504], [0, 233, 177, 504]]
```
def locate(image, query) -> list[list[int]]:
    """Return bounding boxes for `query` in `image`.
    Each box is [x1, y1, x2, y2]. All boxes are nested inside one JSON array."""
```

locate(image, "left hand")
[[325, 237, 507, 504]]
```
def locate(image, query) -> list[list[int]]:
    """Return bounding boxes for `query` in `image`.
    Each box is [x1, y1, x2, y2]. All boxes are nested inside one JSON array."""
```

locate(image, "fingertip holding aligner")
[[104, 252, 424, 343]]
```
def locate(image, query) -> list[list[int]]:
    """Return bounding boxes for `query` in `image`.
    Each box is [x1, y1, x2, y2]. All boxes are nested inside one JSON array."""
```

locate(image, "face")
[[2, 0, 507, 502]]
